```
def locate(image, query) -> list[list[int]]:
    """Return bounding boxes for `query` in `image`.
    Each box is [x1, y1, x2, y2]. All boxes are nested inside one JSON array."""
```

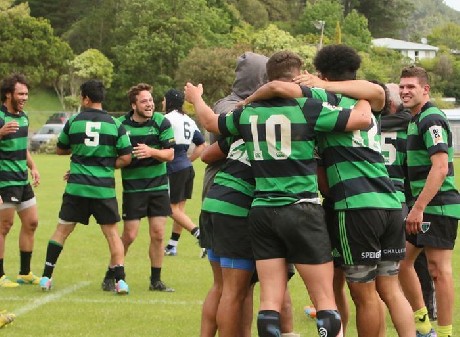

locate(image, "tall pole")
[[319, 20, 325, 50]]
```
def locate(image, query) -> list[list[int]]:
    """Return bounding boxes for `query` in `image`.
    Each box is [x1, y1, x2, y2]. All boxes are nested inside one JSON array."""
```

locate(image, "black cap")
[[164, 89, 184, 112]]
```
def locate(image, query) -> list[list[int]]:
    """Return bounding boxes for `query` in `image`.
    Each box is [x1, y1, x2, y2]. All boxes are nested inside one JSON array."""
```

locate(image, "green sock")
[[414, 307, 432, 334], [437, 324, 452, 337]]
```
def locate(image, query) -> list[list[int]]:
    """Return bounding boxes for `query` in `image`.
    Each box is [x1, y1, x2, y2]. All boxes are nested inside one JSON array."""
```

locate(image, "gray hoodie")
[[201, 51, 268, 199]]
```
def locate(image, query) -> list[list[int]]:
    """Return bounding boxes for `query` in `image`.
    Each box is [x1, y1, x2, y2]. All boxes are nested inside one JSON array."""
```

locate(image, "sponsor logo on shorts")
[[383, 248, 405, 255], [361, 250, 381, 259]]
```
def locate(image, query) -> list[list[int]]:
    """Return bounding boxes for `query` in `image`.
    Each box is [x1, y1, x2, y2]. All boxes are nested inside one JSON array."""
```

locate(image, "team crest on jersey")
[[428, 125, 444, 145], [421, 221, 431, 233]]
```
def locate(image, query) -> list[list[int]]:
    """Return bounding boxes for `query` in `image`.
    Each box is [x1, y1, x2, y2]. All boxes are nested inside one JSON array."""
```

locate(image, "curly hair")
[[314, 45, 361, 81], [1, 73, 29, 102], [127, 83, 152, 105]]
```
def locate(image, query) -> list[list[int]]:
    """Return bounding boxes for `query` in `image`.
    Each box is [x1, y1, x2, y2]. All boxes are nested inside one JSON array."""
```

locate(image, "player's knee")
[[24, 218, 38, 232], [122, 232, 136, 245], [0, 219, 14, 235], [316, 310, 342, 337]]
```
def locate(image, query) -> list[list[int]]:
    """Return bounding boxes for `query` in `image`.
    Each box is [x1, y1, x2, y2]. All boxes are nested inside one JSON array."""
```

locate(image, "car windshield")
[[37, 125, 63, 135]]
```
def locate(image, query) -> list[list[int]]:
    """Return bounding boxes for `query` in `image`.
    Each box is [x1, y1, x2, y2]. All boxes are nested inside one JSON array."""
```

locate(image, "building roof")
[[372, 38, 439, 51]]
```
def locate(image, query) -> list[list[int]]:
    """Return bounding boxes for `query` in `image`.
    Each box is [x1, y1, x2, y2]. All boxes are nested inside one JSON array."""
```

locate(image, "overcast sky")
[[444, 0, 460, 12]]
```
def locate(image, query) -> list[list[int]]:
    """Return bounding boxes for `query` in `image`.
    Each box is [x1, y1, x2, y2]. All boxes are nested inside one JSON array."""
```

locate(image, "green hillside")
[[26, 88, 63, 132]]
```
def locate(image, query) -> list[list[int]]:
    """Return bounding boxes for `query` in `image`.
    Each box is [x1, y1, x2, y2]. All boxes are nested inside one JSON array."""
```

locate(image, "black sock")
[[151, 267, 161, 283], [42, 241, 63, 278], [20, 250, 32, 275], [316, 310, 342, 337], [191, 227, 200, 239], [104, 266, 115, 279], [113, 265, 125, 282], [0, 258, 4, 277], [257, 310, 280, 337]]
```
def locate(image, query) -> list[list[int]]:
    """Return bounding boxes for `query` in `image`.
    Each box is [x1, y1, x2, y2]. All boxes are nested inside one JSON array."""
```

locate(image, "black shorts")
[[332, 209, 405, 266], [199, 211, 213, 249], [406, 213, 458, 250], [59, 193, 120, 225], [168, 166, 195, 204], [323, 199, 340, 268], [249, 203, 332, 264], [122, 191, 171, 220], [0, 184, 35, 204], [212, 212, 252, 259]]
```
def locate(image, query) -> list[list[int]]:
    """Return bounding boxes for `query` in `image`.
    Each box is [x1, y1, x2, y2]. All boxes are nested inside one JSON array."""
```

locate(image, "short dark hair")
[[128, 83, 152, 104], [1, 73, 29, 102], [314, 44, 361, 81], [400, 65, 429, 85], [80, 80, 105, 103], [266, 51, 303, 81]]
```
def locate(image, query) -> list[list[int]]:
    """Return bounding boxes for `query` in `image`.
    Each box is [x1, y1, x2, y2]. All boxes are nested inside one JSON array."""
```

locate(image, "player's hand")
[[184, 83, 203, 104], [405, 206, 423, 234], [235, 99, 248, 109], [63, 170, 70, 181], [30, 168, 40, 187], [0, 121, 19, 137], [133, 143, 151, 159], [293, 70, 325, 88]]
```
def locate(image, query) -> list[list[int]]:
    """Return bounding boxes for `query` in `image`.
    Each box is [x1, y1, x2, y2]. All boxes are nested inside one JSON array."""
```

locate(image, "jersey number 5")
[[84, 122, 101, 146]]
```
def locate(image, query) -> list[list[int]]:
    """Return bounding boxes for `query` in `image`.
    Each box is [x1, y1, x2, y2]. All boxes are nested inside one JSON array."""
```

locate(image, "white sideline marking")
[[12, 281, 90, 316], [4, 294, 202, 306]]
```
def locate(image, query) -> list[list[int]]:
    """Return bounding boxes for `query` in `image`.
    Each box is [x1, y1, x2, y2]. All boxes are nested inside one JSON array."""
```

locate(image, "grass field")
[[2, 155, 460, 336]]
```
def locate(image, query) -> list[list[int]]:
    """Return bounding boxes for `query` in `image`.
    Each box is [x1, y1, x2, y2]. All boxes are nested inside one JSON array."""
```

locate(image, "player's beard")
[[135, 107, 153, 120], [11, 96, 26, 113]]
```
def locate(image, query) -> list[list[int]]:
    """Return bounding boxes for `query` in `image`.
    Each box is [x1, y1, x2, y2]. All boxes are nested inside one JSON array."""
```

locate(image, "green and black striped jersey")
[[301, 86, 401, 210], [406, 102, 460, 218], [0, 105, 29, 188], [202, 136, 255, 217], [119, 111, 175, 193], [57, 108, 132, 199], [380, 109, 412, 203], [218, 96, 352, 207]]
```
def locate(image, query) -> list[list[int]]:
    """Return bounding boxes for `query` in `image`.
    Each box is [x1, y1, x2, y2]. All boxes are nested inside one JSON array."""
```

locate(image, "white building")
[[372, 38, 438, 62]]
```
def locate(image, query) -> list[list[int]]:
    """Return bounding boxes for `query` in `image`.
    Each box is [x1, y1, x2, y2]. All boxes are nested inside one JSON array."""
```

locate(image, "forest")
[[2, 0, 460, 111]]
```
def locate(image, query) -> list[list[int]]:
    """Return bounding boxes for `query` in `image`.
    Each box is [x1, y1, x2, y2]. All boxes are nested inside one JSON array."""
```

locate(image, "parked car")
[[29, 124, 64, 151], [45, 112, 74, 124]]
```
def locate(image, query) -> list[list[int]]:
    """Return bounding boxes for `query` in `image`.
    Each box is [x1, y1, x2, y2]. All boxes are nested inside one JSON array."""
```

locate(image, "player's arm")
[[56, 147, 71, 155], [201, 141, 225, 164], [294, 72, 385, 112], [134, 144, 174, 162], [184, 83, 219, 134], [344, 99, 372, 131], [238, 81, 302, 106], [189, 143, 206, 162], [115, 153, 132, 169], [406, 152, 448, 234], [26, 149, 40, 187]]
